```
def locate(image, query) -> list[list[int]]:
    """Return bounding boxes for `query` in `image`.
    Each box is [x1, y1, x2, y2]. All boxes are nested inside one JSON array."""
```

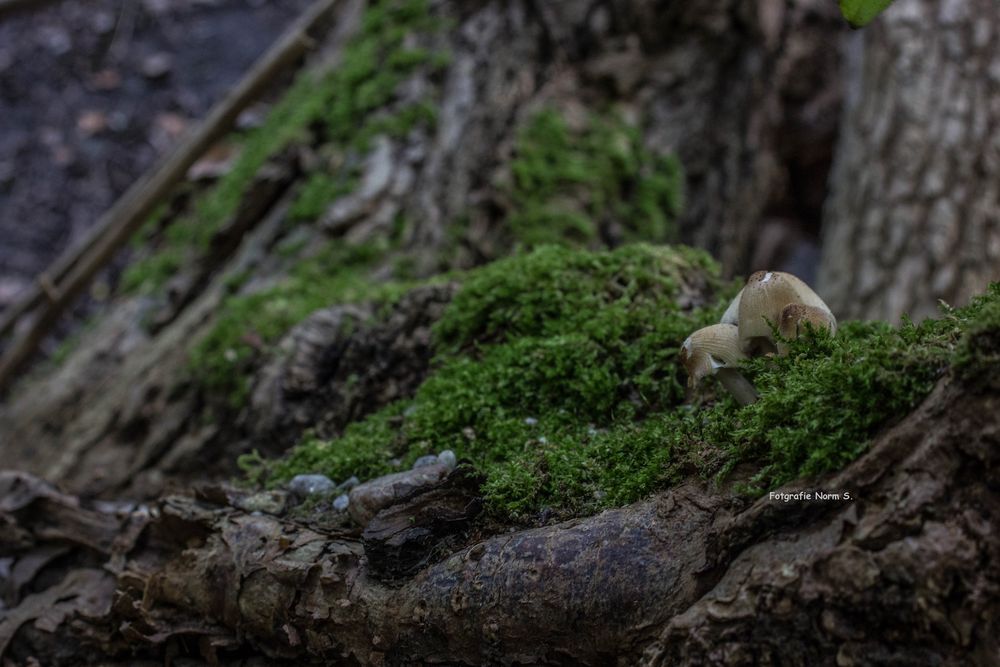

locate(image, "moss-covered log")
[[2, 361, 998, 664]]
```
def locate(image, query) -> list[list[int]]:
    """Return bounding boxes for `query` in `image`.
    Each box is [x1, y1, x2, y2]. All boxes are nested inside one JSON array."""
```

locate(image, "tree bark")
[[403, 0, 845, 278], [819, 0, 1000, 322]]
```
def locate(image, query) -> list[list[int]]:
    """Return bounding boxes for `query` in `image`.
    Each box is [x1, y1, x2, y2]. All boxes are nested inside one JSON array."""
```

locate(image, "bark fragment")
[[361, 465, 483, 581]]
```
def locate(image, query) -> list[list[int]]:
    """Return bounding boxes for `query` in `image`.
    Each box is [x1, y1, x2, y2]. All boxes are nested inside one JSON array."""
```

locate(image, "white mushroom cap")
[[680, 324, 759, 405], [720, 287, 743, 326], [776, 303, 837, 354], [737, 271, 835, 356], [679, 323, 745, 385]]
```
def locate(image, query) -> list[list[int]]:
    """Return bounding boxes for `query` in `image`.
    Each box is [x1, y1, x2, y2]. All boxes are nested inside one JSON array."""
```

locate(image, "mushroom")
[[679, 323, 759, 405], [720, 287, 743, 326], [776, 303, 836, 354], [737, 271, 836, 356]]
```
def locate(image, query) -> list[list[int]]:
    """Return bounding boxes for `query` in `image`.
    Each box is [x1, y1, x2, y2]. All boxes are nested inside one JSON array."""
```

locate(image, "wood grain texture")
[[820, 0, 1000, 321]]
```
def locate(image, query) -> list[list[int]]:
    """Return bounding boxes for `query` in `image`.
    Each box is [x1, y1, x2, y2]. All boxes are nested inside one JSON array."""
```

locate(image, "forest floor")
[[0, 0, 311, 340]]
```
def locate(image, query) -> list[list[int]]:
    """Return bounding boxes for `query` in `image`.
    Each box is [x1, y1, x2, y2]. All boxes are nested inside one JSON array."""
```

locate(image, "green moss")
[[247, 241, 1000, 520], [248, 244, 730, 517], [622, 284, 1000, 499], [121, 245, 186, 294], [433, 242, 716, 352], [243, 405, 406, 487], [353, 101, 439, 151], [952, 283, 1000, 382], [189, 240, 411, 407], [839, 0, 895, 28], [122, 70, 333, 294], [714, 319, 953, 492], [124, 0, 447, 294], [478, 281, 998, 515], [289, 172, 357, 222], [161, 0, 450, 404], [506, 110, 684, 247]]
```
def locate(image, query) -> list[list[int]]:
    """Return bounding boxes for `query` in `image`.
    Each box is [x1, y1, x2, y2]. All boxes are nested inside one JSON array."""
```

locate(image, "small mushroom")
[[737, 271, 835, 356], [777, 303, 836, 354], [680, 323, 759, 405], [720, 287, 743, 326]]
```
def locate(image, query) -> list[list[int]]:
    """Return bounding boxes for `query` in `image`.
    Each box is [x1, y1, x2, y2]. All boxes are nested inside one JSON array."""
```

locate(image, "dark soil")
[[0, 0, 313, 312]]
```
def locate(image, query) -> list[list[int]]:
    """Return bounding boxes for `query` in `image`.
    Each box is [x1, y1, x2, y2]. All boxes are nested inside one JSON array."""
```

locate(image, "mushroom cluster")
[[679, 271, 836, 405]]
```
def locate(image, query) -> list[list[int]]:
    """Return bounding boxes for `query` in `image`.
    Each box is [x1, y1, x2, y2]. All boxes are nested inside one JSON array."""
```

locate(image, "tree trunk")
[[310, 0, 846, 277], [0, 0, 846, 499], [819, 0, 1000, 322]]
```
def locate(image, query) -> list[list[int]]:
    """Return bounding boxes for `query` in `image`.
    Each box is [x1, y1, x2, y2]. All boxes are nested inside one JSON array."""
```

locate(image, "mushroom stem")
[[716, 368, 759, 406]]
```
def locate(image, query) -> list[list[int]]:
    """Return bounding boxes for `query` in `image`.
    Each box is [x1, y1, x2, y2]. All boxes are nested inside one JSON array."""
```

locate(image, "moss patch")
[[247, 241, 1000, 520], [506, 110, 684, 247], [614, 283, 1000, 498], [704, 320, 952, 493], [244, 243, 731, 517], [179, 0, 450, 405], [288, 172, 357, 223], [123, 0, 446, 294], [952, 282, 1000, 385], [122, 69, 331, 294], [189, 239, 412, 407]]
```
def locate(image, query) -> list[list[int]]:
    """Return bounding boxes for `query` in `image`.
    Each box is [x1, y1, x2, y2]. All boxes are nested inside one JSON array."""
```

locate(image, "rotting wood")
[[0, 0, 342, 391]]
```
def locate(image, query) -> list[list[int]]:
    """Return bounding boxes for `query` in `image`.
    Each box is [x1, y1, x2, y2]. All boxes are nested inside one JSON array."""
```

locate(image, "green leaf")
[[839, 0, 895, 27]]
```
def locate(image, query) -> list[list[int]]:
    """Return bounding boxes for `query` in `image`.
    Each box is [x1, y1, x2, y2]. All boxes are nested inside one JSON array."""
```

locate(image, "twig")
[[0, 0, 341, 392]]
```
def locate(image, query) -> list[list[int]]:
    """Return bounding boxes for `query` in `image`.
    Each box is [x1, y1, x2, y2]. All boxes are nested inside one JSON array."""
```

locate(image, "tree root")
[[1, 375, 998, 665]]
